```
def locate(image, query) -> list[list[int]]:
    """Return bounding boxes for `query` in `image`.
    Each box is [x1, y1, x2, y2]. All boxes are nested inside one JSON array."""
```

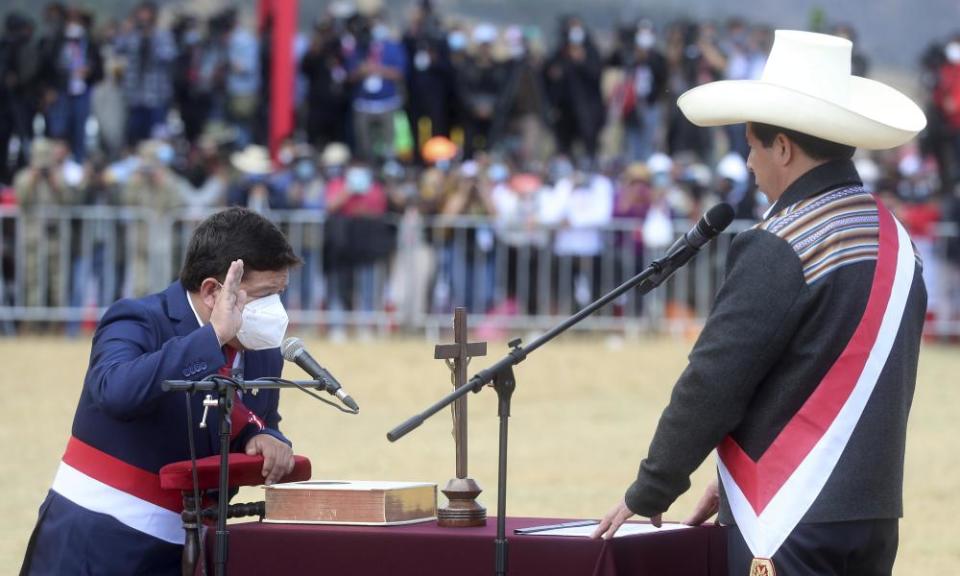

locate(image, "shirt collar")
[[765, 159, 862, 220], [185, 290, 205, 327]]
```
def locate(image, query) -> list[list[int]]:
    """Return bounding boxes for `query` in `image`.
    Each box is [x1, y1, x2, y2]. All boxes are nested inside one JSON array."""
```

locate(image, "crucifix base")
[[437, 477, 487, 527]]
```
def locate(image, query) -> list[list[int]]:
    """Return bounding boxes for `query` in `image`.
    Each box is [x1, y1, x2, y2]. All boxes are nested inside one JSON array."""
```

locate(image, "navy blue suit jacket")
[[24, 282, 289, 575], [72, 280, 289, 466]]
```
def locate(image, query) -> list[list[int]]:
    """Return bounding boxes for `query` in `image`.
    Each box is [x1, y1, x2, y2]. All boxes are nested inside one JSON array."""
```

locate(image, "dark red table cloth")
[[205, 517, 727, 575]]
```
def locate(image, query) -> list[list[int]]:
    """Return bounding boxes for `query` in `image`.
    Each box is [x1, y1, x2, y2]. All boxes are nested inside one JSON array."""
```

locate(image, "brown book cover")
[[264, 481, 438, 526]]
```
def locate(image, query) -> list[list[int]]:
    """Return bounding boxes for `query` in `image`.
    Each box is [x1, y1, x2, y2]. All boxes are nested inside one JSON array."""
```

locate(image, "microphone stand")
[[162, 378, 336, 576], [388, 251, 683, 576]]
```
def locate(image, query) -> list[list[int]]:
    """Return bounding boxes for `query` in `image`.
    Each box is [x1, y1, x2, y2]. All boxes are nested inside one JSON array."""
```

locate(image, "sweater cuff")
[[234, 427, 292, 452], [624, 461, 687, 517]]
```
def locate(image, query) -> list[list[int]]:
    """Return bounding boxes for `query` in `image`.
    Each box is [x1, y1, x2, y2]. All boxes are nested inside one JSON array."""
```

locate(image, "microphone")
[[281, 337, 359, 412], [640, 203, 736, 292]]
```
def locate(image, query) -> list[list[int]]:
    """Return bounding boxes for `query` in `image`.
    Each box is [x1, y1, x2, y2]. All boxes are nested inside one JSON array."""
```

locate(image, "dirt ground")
[[2, 335, 958, 573]]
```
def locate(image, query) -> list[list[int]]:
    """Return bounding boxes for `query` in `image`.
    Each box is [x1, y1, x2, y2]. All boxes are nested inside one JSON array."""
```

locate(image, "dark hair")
[[179, 207, 302, 291], [750, 122, 856, 161]]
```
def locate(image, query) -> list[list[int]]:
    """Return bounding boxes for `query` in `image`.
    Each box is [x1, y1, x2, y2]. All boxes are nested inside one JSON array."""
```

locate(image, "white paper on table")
[[537, 522, 691, 538]]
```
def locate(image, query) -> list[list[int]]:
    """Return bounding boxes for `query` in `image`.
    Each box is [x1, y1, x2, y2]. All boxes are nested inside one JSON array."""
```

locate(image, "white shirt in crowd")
[[540, 174, 614, 257]]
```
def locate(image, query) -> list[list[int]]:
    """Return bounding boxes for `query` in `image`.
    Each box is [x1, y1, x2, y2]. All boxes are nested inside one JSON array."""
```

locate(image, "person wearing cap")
[[227, 145, 288, 213], [321, 141, 352, 179], [593, 30, 928, 575]]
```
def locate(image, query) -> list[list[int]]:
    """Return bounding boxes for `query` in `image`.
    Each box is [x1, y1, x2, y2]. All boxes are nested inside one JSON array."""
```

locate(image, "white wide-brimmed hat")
[[230, 146, 273, 176], [321, 142, 351, 168], [678, 30, 926, 150]]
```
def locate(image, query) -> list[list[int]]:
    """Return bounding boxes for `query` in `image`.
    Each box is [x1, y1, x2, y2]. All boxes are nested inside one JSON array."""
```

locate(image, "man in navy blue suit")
[[22, 207, 303, 575]]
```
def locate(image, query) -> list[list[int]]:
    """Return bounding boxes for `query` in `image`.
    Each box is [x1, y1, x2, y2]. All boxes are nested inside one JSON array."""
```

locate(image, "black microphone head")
[[703, 202, 735, 235], [281, 337, 304, 361], [685, 202, 736, 250]]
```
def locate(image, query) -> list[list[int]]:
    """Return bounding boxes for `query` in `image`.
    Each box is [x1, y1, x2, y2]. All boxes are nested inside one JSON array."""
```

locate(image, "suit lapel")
[[163, 281, 202, 338]]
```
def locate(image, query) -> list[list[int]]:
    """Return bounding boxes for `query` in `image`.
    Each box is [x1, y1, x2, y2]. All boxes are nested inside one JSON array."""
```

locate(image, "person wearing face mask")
[[402, 1, 456, 157], [41, 8, 103, 163], [544, 15, 604, 160], [609, 19, 668, 162], [324, 160, 392, 329], [123, 138, 189, 297], [21, 207, 303, 575], [114, 1, 177, 146], [302, 17, 351, 150], [345, 12, 407, 162]]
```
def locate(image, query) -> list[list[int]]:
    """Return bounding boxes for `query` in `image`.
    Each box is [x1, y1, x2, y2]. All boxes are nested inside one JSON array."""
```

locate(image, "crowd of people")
[[0, 1, 959, 334]]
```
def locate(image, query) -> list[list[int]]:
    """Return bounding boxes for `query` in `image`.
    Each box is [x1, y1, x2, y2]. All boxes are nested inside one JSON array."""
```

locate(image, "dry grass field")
[[2, 335, 958, 573]]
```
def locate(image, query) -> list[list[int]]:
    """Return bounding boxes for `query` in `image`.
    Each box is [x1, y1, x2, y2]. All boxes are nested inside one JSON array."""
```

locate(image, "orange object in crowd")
[[422, 136, 458, 164]]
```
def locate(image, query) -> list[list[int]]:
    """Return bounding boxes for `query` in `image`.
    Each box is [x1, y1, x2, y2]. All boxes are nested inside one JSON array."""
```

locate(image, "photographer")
[[14, 138, 77, 313], [122, 139, 186, 296]]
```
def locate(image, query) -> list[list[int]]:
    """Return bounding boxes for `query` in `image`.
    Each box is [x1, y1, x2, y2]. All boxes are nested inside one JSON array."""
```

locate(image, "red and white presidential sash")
[[52, 436, 185, 544], [717, 198, 915, 561]]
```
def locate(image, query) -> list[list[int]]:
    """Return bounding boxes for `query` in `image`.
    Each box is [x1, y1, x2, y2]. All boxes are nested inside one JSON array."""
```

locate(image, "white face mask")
[[372, 24, 391, 42], [568, 26, 585, 46], [236, 294, 288, 350], [636, 30, 655, 50], [66, 23, 85, 39], [947, 42, 960, 64]]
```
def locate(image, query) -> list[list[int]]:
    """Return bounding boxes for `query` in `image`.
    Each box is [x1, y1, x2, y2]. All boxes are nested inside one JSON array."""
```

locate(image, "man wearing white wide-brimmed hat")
[[593, 31, 928, 575]]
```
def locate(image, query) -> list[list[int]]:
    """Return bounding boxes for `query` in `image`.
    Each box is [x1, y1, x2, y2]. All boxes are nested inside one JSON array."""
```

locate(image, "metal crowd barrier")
[[1, 206, 958, 338]]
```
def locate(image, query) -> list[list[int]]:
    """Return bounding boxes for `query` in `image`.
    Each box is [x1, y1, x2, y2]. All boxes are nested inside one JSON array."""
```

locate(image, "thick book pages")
[[264, 480, 437, 525]]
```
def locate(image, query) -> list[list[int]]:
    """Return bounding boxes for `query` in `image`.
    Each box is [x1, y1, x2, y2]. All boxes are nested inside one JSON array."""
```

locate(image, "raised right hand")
[[209, 259, 247, 346]]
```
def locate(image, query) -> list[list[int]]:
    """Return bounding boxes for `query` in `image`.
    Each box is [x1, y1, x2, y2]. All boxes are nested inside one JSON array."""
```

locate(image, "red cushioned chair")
[[160, 454, 312, 576]]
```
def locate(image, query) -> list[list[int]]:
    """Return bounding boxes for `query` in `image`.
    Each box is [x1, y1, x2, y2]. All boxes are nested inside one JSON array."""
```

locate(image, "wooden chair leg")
[[180, 492, 201, 576]]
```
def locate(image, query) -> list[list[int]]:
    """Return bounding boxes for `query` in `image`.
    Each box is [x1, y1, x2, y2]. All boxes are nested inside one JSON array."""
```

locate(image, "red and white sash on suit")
[[716, 198, 915, 560], [52, 436, 185, 544]]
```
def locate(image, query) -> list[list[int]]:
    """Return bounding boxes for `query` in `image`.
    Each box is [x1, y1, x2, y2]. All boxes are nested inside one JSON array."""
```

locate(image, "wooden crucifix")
[[434, 307, 487, 527]]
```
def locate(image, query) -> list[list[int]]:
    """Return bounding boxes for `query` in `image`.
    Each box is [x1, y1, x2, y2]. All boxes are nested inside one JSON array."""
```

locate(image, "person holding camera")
[[14, 138, 77, 314]]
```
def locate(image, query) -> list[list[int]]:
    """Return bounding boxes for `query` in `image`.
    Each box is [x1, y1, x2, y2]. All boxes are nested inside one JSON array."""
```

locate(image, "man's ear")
[[198, 278, 221, 311], [774, 133, 793, 167]]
